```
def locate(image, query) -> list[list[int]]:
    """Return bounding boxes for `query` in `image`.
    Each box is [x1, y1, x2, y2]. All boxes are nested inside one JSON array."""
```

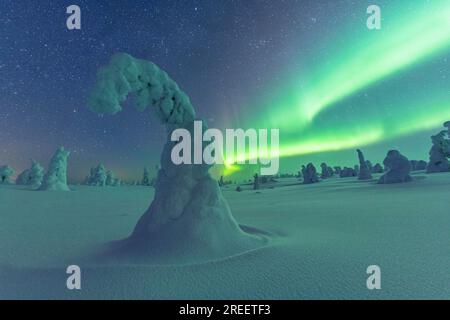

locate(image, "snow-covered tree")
[[357, 149, 372, 180], [320, 162, 333, 179], [29, 160, 44, 189], [141, 167, 151, 186], [16, 169, 31, 185], [87, 53, 262, 262], [378, 150, 412, 184], [410, 160, 427, 171], [334, 166, 342, 175], [426, 122, 450, 173], [253, 173, 260, 190], [106, 170, 121, 186], [372, 163, 384, 173], [106, 170, 115, 186], [302, 163, 319, 184], [340, 167, 357, 177], [15, 159, 44, 189], [218, 175, 224, 187], [40, 147, 70, 191], [89, 164, 107, 186], [0, 165, 15, 184]]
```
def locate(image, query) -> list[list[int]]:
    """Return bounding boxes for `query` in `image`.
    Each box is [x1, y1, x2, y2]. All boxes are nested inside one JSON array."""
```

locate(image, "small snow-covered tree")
[[303, 163, 319, 184], [29, 160, 44, 189], [320, 162, 333, 179], [16, 169, 31, 185], [0, 165, 15, 184], [87, 53, 262, 262], [40, 147, 70, 191], [378, 150, 412, 184], [141, 167, 151, 186], [357, 149, 372, 180], [253, 173, 260, 190], [106, 170, 115, 186], [90, 164, 107, 186], [16, 159, 44, 189], [372, 163, 384, 173], [426, 122, 450, 173], [106, 170, 121, 186]]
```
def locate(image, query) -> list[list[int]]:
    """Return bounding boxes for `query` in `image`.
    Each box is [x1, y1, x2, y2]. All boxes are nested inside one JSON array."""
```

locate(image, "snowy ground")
[[0, 171, 449, 299]]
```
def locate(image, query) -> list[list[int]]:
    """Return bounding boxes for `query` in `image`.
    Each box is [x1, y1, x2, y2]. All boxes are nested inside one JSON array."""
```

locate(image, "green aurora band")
[[224, 1, 450, 171]]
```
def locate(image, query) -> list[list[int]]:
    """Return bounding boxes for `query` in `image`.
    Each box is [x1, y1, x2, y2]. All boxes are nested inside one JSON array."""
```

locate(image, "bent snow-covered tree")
[[88, 53, 262, 262], [40, 147, 70, 191]]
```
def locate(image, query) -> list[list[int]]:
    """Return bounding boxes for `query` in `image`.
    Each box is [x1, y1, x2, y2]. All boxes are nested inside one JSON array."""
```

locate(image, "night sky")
[[1, 0, 450, 182]]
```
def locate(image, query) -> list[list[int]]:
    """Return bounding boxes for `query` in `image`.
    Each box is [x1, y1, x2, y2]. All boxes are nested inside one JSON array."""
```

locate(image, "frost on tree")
[[16, 159, 44, 189], [40, 147, 71, 191], [0, 165, 15, 184], [426, 122, 450, 173], [378, 150, 412, 184], [88, 53, 263, 262], [357, 149, 372, 180]]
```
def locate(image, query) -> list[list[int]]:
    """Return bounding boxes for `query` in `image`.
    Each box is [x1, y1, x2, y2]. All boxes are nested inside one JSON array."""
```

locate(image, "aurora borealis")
[[244, 0, 450, 165], [1, 0, 449, 181]]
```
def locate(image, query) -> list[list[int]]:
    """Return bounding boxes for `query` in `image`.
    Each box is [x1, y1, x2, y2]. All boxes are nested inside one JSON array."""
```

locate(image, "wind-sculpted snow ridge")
[[88, 53, 266, 264]]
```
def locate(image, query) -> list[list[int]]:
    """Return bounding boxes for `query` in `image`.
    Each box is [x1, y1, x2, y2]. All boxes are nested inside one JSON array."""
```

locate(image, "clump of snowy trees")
[[340, 167, 357, 177], [85, 164, 122, 186], [0, 165, 15, 184], [16, 160, 44, 189], [320, 163, 334, 179]]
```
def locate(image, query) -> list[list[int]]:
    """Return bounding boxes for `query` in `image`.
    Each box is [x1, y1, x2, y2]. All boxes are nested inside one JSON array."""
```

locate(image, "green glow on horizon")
[[220, 101, 450, 175], [278, 104, 450, 159]]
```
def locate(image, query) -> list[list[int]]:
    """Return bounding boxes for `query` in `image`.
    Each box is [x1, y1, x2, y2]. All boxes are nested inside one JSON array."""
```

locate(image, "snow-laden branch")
[[88, 53, 195, 127]]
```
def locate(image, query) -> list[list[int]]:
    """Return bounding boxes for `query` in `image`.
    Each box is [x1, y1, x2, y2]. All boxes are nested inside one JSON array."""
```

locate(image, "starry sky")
[[1, 0, 449, 182]]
